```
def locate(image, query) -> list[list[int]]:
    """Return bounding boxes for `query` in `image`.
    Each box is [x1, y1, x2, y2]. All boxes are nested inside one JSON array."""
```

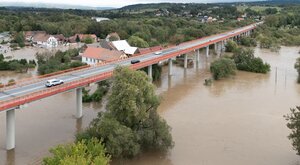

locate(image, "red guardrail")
[[0, 23, 259, 112]]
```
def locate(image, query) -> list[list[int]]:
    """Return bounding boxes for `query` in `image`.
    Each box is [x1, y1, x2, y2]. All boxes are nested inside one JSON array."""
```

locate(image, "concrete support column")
[[6, 109, 15, 150], [148, 65, 152, 81], [214, 43, 218, 52], [184, 54, 188, 68], [221, 40, 225, 52], [76, 88, 83, 119], [168, 59, 173, 76], [206, 46, 209, 57], [196, 49, 200, 62]]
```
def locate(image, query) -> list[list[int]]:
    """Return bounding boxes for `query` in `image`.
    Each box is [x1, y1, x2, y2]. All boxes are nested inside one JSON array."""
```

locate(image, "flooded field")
[[0, 46, 300, 165]]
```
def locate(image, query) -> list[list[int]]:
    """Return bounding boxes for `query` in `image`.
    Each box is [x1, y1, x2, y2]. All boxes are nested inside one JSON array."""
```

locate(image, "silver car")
[[45, 79, 64, 87]]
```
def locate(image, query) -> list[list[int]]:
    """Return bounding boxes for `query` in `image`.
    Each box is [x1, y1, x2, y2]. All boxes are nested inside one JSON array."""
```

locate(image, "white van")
[[45, 79, 64, 87]]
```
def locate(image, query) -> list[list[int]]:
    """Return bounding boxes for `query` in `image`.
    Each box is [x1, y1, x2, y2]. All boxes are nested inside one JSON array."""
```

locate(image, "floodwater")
[[0, 46, 300, 165]]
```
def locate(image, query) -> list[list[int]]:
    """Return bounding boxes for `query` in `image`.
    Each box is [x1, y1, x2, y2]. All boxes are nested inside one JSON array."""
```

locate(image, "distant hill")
[[0, 2, 114, 10], [266, 0, 300, 4]]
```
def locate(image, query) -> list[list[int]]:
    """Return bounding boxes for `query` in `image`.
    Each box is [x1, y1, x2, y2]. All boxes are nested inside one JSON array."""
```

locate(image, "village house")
[[111, 40, 138, 56], [25, 31, 65, 48], [91, 17, 110, 22], [82, 47, 127, 65]]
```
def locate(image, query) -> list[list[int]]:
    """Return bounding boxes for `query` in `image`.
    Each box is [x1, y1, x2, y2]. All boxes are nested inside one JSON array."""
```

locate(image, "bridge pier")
[[148, 65, 152, 81], [196, 49, 200, 62], [206, 46, 209, 57], [76, 88, 83, 119], [184, 54, 188, 68], [6, 109, 15, 150], [168, 59, 173, 76]]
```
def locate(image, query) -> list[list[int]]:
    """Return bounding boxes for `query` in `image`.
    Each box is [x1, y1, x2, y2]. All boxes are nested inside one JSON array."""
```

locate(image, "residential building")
[[82, 47, 127, 65], [25, 31, 64, 48], [30, 32, 58, 48], [111, 40, 138, 55], [91, 17, 110, 22]]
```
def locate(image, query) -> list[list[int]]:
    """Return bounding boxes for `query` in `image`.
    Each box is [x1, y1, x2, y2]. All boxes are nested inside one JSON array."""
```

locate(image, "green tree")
[[128, 36, 149, 48], [83, 36, 94, 44], [225, 40, 238, 52], [284, 106, 300, 155], [210, 58, 237, 80], [43, 138, 110, 165], [295, 57, 300, 83], [14, 32, 25, 47], [232, 48, 270, 73], [77, 67, 173, 158], [75, 35, 80, 43], [240, 37, 257, 47], [0, 54, 4, 61]]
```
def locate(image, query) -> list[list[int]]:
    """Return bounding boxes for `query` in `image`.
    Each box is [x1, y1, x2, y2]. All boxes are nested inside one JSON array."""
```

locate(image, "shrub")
[[295, 57, 300, 83], [43, 138, 110, 165], [284, 106, 300, 155], [210, 58, 237, 80], [225, 40, 238, 52], [240, 37, 257, 47], [233, 48, 270, 73]]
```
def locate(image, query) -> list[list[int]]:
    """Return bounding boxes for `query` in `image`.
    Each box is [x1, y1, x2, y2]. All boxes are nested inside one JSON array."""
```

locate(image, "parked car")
[[45, 79, 64, 87], [131, 59, 140, 64]]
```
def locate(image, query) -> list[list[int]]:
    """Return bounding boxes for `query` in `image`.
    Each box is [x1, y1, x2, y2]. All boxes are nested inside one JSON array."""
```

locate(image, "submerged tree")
[[77, 66, 173, 158], [210, 58, 237, 80], [295, 57, 300, 83], [285, 106, 300, 155]]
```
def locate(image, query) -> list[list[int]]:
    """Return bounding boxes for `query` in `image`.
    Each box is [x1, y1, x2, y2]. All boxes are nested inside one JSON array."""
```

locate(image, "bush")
[[225, 40, 238, 52], [233, 48, 270, 73], [284, 106, 300, 155], [43, 138, 110, 165], [82, 81, 110, 103], [83, 37, 94, 44], [240, 37, 257, 47], [210, 58, 236, 80], [295, 57, 300, 83]]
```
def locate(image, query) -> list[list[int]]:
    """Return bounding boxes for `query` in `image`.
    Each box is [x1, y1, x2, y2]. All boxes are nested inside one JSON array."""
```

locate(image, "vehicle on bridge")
[[131, 59, 140, 64], [154, 51, 162, 55], [45, 79, 64, 87]]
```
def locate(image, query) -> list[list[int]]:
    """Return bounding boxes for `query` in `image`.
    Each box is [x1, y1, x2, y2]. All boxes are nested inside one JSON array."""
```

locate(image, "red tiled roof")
[[82, 47, 126, 61]]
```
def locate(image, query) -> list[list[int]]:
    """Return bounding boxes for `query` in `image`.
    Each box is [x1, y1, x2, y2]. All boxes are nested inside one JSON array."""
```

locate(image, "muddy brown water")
[[0, 46, 300, 165]]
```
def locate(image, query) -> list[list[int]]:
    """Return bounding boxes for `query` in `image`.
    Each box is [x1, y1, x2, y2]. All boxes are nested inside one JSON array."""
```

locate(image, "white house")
[[32, 34, 58, 48], [91, 17, 110, 22], [111, 40, 138, 55], [82, 47, 127, 65]]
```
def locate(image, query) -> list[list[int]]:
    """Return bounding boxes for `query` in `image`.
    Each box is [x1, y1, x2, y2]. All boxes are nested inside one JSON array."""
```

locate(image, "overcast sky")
[[0, 0, 261, 7]]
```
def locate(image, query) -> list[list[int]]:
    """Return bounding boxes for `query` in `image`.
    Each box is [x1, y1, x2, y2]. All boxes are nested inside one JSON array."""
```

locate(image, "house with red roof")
[[82, 47, 127, 65]]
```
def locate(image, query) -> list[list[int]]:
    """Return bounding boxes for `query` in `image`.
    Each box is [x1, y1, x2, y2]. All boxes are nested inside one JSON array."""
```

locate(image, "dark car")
[[131, 60, 140, 64]]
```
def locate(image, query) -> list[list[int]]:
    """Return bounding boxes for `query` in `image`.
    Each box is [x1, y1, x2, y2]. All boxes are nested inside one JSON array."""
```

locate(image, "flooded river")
[[0, 46, 300, 165]]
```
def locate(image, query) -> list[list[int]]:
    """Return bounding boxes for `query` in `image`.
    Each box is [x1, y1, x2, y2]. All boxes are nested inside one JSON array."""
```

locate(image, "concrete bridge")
[[0, 22, 261, 150]]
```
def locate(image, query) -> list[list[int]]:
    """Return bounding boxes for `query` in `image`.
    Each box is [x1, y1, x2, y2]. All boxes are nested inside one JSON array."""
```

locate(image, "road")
[[0, 23, 258, 108]]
